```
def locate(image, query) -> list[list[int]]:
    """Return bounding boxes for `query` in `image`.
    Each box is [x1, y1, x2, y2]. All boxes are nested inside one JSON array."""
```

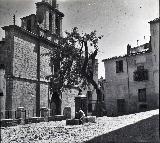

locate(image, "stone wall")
[[13, 36, 37, 80], [40, 44, 51, 81], [12, 80, 36, 114], [11, 32, 50, 113]]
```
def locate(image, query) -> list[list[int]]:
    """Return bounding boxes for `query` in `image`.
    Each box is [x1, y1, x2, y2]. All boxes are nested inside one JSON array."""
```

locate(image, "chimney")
[[137, 40, 139, 46], [127, 44, 131, 55]]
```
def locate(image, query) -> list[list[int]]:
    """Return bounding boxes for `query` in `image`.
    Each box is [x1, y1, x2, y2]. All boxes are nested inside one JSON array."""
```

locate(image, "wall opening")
[[138, 88, 146, 102], [27, 19, 31, 32], [116, 60, 123, 73], [117, 99, 125, 115]]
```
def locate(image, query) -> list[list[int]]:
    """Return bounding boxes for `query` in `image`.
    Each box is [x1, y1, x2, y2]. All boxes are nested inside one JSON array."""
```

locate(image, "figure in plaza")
[[75, 108, 85, 124]]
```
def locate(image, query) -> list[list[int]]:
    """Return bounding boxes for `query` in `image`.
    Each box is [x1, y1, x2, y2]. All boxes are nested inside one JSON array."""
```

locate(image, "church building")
[[0, 0, 64, 118]]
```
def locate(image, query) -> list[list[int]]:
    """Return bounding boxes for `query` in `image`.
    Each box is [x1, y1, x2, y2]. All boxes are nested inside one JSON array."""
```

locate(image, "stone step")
[[66, 119, 80, 125], [84, 116, 96, 123], [54, 115, 64, 121]]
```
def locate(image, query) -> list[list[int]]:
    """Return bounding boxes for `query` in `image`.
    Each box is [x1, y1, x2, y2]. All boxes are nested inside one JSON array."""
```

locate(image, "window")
[[138, 88, 146, 102], [116, 60, 123, 73], [26, 19, 31, 32], [133, 67, 148, 81]]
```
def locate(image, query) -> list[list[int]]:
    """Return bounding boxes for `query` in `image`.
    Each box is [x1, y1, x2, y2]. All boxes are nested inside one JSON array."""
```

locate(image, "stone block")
[[83, 117, 89, 123], [27, 117, 45, 123], [83, 116, 96, 123], [48, 116, 55, 121], [16, 107, 25, 119], [63, 107, 71, 119], [66, 119, 79, 125], [87, 116, 96, 123], [12, 119, 19, 126], [40, 107, 49, 122], [16, 107, 26, 124], [0, 119, 13, 127], [54, 115, 64, 121]]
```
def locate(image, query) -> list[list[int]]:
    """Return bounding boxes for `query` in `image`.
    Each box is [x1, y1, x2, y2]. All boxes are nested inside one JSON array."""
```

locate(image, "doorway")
[[50, 92, 61, 115], [117, 99, 126, 115]]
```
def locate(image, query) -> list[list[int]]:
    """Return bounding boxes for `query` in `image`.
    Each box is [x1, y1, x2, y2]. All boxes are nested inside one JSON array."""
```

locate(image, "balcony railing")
[[133, 69, 148, 81]]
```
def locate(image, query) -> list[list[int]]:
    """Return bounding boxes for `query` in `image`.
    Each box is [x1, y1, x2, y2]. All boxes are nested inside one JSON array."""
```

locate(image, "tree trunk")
[[82, 41, 106, 117]]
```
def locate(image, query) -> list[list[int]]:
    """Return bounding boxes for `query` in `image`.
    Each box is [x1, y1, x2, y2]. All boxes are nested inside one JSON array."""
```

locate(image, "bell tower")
[[36, 0, 64, 36]]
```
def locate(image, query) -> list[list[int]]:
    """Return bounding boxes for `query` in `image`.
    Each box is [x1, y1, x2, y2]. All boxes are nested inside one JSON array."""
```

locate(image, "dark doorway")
[[50, 92, 61, 115], [139, 104, 147, 112], [117, 99, 125, 115], [87, 91, 92, 112]]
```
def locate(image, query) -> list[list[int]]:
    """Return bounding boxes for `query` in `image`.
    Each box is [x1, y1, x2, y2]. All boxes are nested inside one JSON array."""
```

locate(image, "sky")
[[0, 0, 159, 78]]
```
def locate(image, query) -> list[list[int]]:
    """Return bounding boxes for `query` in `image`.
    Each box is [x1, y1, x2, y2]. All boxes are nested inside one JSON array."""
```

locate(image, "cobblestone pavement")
[[1, 109, 159, 143]]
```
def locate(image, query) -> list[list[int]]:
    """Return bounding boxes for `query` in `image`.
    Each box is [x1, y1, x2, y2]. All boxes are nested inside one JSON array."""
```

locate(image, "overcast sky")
[[0, 0, 159, 78]]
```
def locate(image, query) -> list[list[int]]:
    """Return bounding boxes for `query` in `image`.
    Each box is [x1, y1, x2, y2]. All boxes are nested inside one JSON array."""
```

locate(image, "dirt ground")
[[1, 109, 159, 143]]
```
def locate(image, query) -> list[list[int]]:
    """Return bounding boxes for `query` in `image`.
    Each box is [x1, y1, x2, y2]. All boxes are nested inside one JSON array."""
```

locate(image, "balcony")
[[133, 69, 148, 81]]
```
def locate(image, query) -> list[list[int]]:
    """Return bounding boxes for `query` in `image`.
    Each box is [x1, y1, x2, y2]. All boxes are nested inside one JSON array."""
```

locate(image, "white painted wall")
[[103, 52, 157, 116]]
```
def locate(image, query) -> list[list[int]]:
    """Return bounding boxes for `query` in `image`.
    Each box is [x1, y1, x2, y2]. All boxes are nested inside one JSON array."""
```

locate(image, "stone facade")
[[0, 0, 64, 118], [1, 26, 52, 117], [102, 18, 159, 116], [0, 0, 98, 118], [12, 80, 36, 112], [13, 36, 37, 80]]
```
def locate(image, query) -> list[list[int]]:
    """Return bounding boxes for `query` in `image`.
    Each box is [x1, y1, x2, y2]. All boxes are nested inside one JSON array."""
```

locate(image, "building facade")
[[0, 0, 64, 118], [102, 18, 159, 116], [149, 18, 159, 106], [0, 0, 98, 119]]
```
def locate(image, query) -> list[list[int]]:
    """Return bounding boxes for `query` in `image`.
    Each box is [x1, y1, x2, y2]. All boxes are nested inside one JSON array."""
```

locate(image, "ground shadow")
[[85, 115, 159, 143]]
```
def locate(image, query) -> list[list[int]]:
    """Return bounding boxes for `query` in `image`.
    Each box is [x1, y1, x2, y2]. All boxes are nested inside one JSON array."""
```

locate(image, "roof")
[[1, 25, 59, 47], [102, 43, 151, 62], [102, 54, 127, 62], [20, 14, 36, 20], [149, 17, 160, 24]]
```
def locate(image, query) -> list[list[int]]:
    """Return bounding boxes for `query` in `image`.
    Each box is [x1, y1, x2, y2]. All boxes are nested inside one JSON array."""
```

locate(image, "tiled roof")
[[149, 17, 160, 23], [102, 44, 151, 62]]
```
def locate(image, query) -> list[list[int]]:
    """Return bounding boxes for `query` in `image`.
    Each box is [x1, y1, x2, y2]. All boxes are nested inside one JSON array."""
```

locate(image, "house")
[[149, 18, 159, 107], [102, 18, 159, 116]]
